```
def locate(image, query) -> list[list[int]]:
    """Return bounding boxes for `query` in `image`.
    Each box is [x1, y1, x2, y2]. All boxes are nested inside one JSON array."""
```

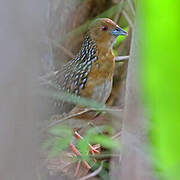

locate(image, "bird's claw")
[[69, 131, 101, 177]]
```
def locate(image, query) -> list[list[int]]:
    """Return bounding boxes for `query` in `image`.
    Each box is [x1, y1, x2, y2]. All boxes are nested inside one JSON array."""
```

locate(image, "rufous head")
[[88, 18, 127, 46]]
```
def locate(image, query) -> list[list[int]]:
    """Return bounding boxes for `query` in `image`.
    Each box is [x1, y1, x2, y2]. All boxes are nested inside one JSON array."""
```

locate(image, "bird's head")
[[88, 18, 127, 47]]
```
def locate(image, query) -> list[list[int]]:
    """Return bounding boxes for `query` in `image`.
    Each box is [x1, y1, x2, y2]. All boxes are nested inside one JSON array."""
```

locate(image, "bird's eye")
[[102, 26, 108, 31]]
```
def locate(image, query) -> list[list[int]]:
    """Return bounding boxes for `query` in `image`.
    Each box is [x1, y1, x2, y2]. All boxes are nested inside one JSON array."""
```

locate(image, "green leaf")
[[91, 135, 119, 149], [48, 136, 71, 158], [85, 125, 115, 137], [77, 139, 89, 161], [42, 90, 106, 111], [43, 125, 73, 158]]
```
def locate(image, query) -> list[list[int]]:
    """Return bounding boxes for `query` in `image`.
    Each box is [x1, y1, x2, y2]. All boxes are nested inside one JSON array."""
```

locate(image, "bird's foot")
[[74, 131, 100, 154], [69, 131, 100, 177]]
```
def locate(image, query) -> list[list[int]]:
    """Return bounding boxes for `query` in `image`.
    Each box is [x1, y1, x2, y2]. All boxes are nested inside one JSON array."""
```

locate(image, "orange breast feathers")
[[80, 46, 115, 103]]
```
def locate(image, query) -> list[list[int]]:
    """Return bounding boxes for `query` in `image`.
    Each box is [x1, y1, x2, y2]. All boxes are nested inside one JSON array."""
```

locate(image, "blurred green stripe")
[[140, 0, 180, 179]]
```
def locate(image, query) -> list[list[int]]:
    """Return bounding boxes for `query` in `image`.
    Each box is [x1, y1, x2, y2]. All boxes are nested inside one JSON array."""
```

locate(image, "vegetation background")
[[0, 0, 179, 180]]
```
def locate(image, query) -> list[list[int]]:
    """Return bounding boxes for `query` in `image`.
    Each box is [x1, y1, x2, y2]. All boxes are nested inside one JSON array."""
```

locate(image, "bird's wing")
[[39, 62, 74, 112], [39, 35, 97, 109], [59, 50, 98, 96]]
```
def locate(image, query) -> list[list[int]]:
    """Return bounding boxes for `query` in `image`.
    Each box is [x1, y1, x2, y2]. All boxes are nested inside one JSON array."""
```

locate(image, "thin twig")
[[112, 131, 122, 139], [115, 56, 129, 62], [78, 161, 104, 180], [47, 109, 92, 128], [72, 153, 121, 159], [127, 0, 135, 16], [90, 154, 120, 159], [47, 107, 123, 129], [122, 10, 134, 29], [50, 38, 74, 58]]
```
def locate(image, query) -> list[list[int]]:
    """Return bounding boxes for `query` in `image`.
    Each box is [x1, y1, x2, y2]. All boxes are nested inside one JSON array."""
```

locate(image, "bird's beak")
[[111, 26, 128, 37]]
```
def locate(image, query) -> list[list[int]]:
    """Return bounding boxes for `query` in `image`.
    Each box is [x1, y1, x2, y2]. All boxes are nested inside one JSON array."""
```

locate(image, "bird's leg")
[[69, 130, 101, 176], [74, 160, 81, 177], [74, 131, 100, 154], [69, 143, 91, 177]]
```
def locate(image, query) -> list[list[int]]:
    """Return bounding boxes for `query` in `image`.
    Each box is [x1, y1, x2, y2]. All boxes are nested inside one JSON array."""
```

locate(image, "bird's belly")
[[91, 79, 112, 103]]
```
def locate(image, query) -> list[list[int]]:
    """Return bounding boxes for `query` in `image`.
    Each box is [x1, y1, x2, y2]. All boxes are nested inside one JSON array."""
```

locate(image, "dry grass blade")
[[47, 107, 123, 129], [78, 161, 104, 180], [47, 109, 92, 128], [64, 3, 125, 42], [114, 0, 125, 23], [90, 107, 123, 112], [127, 0, 135, 16]]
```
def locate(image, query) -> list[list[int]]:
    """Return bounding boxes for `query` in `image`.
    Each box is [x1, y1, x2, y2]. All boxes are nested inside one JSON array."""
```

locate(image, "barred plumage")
[[55, 35, 97, 96], [41, 18, 127, 112], [41, 35, 98, 109]]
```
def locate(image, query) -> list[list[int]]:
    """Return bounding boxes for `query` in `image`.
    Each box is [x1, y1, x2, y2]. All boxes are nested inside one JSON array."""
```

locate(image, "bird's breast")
[[80, 50, 115, 104], [91, 79, 112, 103]]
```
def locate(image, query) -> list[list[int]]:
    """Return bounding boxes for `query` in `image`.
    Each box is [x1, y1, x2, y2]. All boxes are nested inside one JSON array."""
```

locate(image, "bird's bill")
[[111, 26, 128, 37]]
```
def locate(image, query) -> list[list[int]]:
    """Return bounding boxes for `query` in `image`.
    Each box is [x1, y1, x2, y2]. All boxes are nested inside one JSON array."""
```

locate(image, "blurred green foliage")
[[44, 124, 119, 155], [140, 0, 180, 179], [43, 0, 131, 178], [43, 89, 106, 110], [78, 125, 119, 158], [42, 125, 73, 158]]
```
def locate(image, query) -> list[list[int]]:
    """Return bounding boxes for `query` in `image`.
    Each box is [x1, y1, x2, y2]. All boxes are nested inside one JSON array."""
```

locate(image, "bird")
[[43, 18, 127, 178], [41, 18, 127, 116]]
